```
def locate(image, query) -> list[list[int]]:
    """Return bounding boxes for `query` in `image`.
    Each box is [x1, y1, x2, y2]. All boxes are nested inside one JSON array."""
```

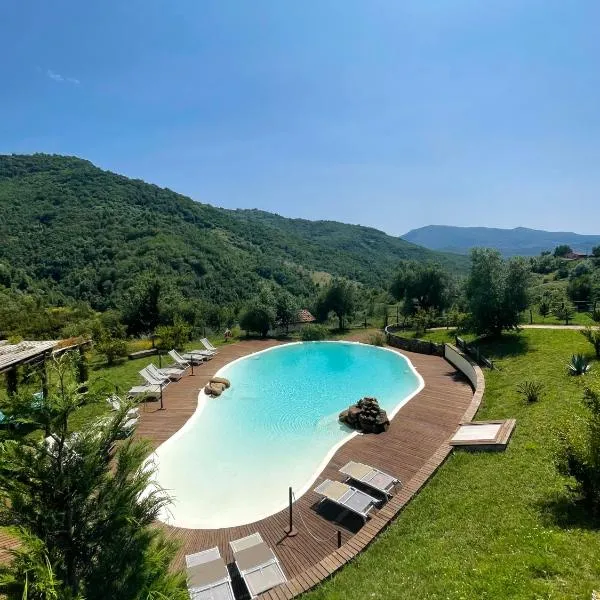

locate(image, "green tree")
[[93, 314, 128, 366], [553, 300, 575, 325], [275, 289, 299, 333], [239, 305, 274, 337], [554, 244, 573, 258], [0, 355, 186, 599], [390, 261, 450, 314], [465, 249, 530, 336], [321, 279, 356, 330], [155, 319, 191, 352], [122, 278, 162, 336], [538, 296, 551, 320]]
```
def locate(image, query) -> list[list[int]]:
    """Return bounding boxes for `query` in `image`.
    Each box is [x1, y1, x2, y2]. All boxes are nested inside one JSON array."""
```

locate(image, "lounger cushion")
[[235, 542, 275, 573], [342, 461, 372, 480], [316, 480, 349, 502], [187, 558, 229, 588], [244, 562, 287, 597]]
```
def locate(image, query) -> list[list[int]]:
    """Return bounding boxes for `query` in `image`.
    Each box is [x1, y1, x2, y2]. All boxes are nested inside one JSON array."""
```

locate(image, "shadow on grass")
[[477, 333, 530, 359], [537, 491, 600, 531]]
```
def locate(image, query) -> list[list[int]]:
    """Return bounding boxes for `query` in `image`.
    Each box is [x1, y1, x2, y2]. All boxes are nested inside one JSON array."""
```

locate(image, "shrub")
[[568, 353, 591, 376], [239, 306, 274, 338], [155, 319, 191, 351], [95, 332, 127, 365], [581, 327, 600, 358], [516, 380, 544, 403], [300, 324, 329, 341], [368, 331, 387, 347], [556, 386, 600, 516]]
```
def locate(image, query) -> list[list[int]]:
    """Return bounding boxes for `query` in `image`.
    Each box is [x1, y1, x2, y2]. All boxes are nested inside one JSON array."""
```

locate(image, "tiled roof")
[[295, 309, 316, 324]]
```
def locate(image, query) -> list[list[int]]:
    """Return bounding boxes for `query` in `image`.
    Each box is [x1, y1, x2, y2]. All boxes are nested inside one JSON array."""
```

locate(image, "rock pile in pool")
[[339, 397, 390, 433], [204, 377, 230, 397]]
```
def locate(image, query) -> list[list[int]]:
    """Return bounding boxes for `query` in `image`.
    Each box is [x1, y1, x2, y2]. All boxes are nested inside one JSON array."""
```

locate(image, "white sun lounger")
[[106, 394, 139, 419], [229, 533, 287, 598], [314, 479, 378, 522], [147, 362, 185, 382], [200, 338, 219, 354], [339, 461, 400, 498], [170, 349, 207, 366], [127, 384, 162, 399], [139, 367, 170, 388], [185, 547, 234, 600], [187, 348, 214, 360]]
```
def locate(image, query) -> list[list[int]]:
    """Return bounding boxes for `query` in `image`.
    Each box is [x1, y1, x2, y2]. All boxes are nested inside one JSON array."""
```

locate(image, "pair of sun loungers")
[[127, 340, 219, 398], [186, 533, 286, 600], [314, 461, 400, 522]]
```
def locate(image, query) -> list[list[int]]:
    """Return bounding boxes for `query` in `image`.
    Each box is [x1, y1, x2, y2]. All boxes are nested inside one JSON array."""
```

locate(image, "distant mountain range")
[[402, 225, 600, 257]]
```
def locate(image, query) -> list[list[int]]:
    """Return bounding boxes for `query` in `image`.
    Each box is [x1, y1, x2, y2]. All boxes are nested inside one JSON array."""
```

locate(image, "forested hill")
[[0, 154, 467, 312], [403, 225, 600, 257]]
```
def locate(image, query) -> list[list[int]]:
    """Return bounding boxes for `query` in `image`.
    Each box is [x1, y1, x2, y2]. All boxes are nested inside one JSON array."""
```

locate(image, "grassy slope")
[[305, 329, 600, 599]]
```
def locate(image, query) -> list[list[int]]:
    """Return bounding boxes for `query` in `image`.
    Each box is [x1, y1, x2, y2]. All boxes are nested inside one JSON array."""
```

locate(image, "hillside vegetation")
[[0, 154, 466, 316]]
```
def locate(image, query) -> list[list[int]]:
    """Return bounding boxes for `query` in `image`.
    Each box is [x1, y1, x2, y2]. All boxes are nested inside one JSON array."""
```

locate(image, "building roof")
[[294, 309, 316, 324], [0, 340, 59, 374]]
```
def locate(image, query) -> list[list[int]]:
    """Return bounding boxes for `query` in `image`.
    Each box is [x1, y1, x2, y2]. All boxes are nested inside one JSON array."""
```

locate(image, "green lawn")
[[303, 329, 600, 599]]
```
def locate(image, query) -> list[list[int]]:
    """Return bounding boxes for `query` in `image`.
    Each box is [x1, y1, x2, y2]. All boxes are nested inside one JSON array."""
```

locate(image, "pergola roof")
[[0, 340, 59, 374]]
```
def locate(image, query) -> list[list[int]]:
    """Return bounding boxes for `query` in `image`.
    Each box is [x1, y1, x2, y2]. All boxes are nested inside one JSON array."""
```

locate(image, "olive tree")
[[466, 248, 530, 336]]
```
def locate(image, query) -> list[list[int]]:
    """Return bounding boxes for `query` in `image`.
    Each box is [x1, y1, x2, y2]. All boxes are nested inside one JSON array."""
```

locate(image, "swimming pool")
[[149, 341, 423, 529]]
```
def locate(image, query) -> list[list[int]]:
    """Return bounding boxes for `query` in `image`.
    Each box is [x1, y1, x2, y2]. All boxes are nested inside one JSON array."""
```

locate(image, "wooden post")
[[284, 486, 297, 537], [5, 368, 18, 397], [40, 362, 48, 400], [529, 309, 533, 325], [337, 530, 342, 548], [159, 384, 164, 410]]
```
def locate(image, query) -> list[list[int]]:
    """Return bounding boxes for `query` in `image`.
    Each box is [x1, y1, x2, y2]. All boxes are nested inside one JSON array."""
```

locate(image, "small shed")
[[293, 309, 316, 326]]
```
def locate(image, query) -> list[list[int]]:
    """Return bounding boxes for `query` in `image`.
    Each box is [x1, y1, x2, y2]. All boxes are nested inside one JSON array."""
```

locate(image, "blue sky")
[[2, 0, 600, 235]]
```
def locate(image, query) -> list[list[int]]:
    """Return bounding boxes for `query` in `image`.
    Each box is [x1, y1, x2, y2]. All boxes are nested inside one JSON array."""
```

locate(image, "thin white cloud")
[[46, 69, 80, 85]]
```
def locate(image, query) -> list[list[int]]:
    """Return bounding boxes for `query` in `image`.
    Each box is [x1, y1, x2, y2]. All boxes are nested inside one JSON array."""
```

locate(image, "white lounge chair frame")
[[147, 362, 184, 382], [314, 479, 378, 522], [339, 461, 400, 498], [229, 533, 287, 598], [185, 547, 235, 600], [139, 367, 170, 388], [200, 338, 218, 354], [170, 349, 206, 366]]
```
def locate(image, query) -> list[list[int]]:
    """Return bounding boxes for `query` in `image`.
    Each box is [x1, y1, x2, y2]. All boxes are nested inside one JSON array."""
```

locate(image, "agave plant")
[[516, 380, 544, 403], [568, 353, 591, 376]]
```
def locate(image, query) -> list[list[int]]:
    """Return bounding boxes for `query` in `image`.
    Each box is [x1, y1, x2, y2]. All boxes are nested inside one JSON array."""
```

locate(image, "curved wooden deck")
[[134, 335, 478, 598]]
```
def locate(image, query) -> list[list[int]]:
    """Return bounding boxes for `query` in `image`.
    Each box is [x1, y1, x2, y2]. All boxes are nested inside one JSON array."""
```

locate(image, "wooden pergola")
[[0, 338, 90, 397]]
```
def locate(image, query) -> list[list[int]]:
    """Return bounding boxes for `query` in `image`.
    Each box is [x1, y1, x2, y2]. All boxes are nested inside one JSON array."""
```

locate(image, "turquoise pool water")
[[151, 341, 423, 529]]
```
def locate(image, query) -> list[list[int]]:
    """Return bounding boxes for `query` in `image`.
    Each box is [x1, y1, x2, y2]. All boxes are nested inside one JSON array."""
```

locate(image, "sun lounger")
[[106, 394, 139, 419], [229, 533, 287, 598], [147, 362, 185, 382], [185, 547, 234, 600], [187, 348, 214, 360], [139, 367, 170, 388], [314, 479, 379, 522], [200, 338, 219, 354], [127, 384, 162, 399], [170, 349, 207, 366], [339, 461, 400, 498]]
